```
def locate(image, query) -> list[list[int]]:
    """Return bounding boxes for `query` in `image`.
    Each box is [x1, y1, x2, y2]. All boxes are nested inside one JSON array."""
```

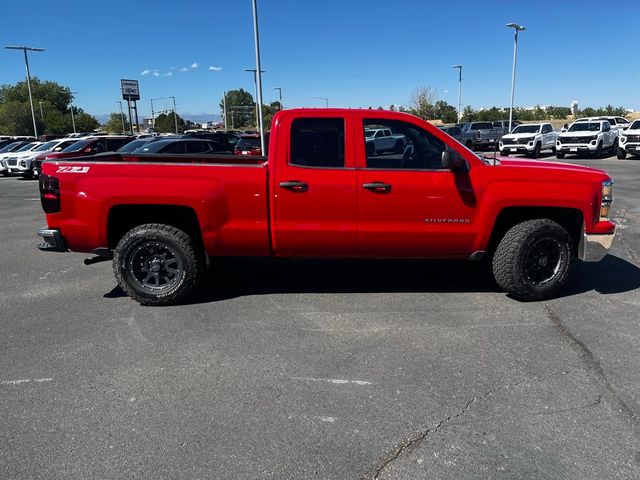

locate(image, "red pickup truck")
[[37, 109, 616, 305]]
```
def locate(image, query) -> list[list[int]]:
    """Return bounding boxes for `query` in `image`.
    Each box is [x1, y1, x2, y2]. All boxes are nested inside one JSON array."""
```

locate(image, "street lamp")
[[251, 0, 266, 155], [151, 96, 178, 134], [244, 68, 266, 133], [506, 23, 526, 133], [273, 87, 283, 109], [314, 96, 329, 108], [452, 65, 463, 122], [4, 45, 44, 138], [115, 100, 126, 133], [70, 91, 78, 134]]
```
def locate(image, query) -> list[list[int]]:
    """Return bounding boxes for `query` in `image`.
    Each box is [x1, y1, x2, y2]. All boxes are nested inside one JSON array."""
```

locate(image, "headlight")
[[600, 180, 613, 220], [20, 160, 26, 167], [620, 136, 627, 144]]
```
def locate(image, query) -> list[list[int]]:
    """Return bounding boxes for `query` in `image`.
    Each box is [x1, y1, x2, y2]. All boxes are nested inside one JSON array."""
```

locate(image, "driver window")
[[363, 119, 445, 170]]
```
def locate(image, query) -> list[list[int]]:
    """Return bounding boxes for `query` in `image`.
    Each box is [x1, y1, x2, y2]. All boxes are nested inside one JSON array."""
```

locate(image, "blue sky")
[[1, 0, 638, 119]]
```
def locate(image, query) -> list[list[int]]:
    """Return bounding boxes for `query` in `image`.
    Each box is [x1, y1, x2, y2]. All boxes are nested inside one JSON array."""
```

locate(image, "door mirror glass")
[[441, 149, 466, 171]]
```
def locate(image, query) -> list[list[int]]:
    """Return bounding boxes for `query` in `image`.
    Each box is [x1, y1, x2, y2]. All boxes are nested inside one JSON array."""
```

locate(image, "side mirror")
[[442, 148, 467, 172]]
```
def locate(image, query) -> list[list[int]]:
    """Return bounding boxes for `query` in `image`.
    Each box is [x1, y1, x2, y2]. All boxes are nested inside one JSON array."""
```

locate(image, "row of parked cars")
[[0, 131, 268, 179], [438, 115, 639, 160]]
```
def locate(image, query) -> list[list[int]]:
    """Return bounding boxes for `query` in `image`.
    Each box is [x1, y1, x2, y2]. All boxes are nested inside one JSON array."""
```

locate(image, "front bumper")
[[620, 143, 640, 154], [500, 143, 534, 153], [556, 143, 597, 154], [578, 226, 616, 262], [37, 228, 68, 252]]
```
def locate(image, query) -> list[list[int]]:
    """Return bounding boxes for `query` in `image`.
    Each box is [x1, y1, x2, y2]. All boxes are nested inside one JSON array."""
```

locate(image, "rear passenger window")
[[161, 142, 187, 154], [186, 142, 207, 153], [290, 118, 345, 168]]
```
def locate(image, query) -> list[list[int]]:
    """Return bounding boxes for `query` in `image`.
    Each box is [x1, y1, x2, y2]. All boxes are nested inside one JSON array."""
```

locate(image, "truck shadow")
[[174, 254, 639, 304]]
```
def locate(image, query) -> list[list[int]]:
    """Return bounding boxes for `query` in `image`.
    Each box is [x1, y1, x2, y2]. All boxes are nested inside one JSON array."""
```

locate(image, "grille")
[[625, 135, 640, 143], [560, 137, 590, 144], [7, 158, 18, 167]]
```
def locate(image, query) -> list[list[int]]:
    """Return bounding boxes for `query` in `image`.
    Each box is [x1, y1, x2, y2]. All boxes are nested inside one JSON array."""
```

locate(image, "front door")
[[356, 116, 479, 256], [272, 115, 358, 256]]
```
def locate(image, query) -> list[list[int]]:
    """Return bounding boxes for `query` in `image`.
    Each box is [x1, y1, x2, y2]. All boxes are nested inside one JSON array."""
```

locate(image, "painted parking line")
[[285, 376, 371, 386], [1, 377, 53, 386]]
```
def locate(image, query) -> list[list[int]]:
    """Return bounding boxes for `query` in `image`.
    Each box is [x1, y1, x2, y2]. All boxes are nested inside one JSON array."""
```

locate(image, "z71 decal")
[[56, 166, 90, 173]]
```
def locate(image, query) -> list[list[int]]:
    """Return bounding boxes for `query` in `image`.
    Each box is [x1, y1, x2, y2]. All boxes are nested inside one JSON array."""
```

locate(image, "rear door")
[[272, 114, 358, 256], [356, 115, 479, 256]]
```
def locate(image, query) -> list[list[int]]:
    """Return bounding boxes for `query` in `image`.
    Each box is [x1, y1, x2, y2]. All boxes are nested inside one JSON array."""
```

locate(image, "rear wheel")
[[113, 223, 205, 306], [492, 219, 573, 301]]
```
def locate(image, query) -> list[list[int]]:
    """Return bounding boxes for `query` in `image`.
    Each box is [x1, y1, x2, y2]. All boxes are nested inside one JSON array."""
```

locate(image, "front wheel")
[[531, 142, 541, 159], [113, 223, 205, 306], [617, 147, 627, 160], [492, 219, 574, 301], [593, 141, 602, 159], [555, 151, 565, 159]]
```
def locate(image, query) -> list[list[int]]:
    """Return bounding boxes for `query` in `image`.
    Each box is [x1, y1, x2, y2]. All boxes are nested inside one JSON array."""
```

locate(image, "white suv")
[[7, 138, 78, 179], [617, 119, 640, 159], [499, 123, 558, 158], [556, 120, 618, 159]]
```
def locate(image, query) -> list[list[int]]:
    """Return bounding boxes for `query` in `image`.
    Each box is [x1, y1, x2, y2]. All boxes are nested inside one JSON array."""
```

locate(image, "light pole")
[[38, 101, 44, 120], [116, 101, 126, 133], [244, 68, 266, 133], [506, 23, 526, 133], [314, 96, 329, 108], [273, 87, 283, 109], [170, 96, 178, 134], [452, 65, 463, 123], [70, 91, 78, 134], [251, 0, 266, 155], [4, 45, 44, 138]]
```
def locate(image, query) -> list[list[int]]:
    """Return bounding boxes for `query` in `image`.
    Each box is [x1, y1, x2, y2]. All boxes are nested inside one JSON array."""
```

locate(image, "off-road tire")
[[616, 147, 627, 160], [113, 223, 204, 306], [492, 219, 574, 301], [501, 149, 509, 156]]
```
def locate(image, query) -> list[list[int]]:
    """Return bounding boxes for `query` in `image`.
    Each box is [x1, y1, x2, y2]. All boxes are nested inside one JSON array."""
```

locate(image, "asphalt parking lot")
[[1, 153, 639, 479]]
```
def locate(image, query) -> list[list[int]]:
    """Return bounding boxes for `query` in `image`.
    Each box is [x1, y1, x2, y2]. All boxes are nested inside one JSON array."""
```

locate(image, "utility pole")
[[507, 23, 526, 133], [222, 91, 228, 129], [38, 101, 44, 120], [170, 96, 178, 134], [70, 91, 78, 134], [4, 45, 44, 138]]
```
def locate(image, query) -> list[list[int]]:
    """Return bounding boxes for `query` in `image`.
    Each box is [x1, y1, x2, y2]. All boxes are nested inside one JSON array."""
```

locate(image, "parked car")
[[364, 127, 406, 155], [493, 119, 522, 133], [116, 137, 160, 153], [616, 119, 640, 159], [460, 122, 503, 150], [37, 108, 616, 306], [184, 131, 239, 153], [499, 123, 558, 158], [132, 138, 232, 154], [0, 142, 43, 175], [438, 126, 463, 142], [9, 138, 79, 179], [556, 120, 618, 159], [234, 133, 270, 156], [31, 136, 133, 177]]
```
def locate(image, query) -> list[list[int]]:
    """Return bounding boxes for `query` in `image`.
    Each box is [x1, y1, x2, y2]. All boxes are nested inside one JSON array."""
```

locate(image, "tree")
[[74, 111, 100, 132], [0, 101, 40, 136], [408, 86, 438, 120], [220, 89, 255, 129], [154, 112, 185, 133], [103, 112, 130, 133], [433, 101, 458, 124]]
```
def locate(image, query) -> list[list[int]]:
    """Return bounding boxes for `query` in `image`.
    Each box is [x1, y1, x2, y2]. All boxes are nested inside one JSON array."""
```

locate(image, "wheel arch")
[[486, 206, 583, 256], [107, 204, 203, 251]]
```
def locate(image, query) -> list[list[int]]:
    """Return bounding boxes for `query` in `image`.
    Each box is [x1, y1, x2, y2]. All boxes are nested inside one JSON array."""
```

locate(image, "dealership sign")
[[121, 79, 140, 101]]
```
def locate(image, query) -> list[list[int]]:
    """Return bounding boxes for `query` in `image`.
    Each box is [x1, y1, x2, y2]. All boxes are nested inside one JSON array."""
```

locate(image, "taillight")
[[39, 174, 61, 213]]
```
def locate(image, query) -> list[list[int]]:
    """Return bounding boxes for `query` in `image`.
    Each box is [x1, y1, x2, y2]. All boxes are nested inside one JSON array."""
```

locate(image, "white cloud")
[[152, 70, 160, 77], [141, 69, 151, 76], [208, 66, 223, 72], [163, 72, 173, 77], [180, 67, 189, 72], [190, 62, 199, 69]]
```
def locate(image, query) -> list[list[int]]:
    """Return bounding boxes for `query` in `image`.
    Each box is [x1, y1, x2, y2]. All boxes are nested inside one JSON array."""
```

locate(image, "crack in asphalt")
[[545, 306, 640, 437], [361, 370, 569, 480]]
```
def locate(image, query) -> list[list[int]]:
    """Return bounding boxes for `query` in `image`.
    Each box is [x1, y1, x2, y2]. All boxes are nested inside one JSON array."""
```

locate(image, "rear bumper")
[[578, 226, 616, 262], [37, 228, 68, 252]]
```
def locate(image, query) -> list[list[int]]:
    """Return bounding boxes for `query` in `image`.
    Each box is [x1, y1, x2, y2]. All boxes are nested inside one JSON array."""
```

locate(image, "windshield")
[[470, 122, 493, 130], [0, 142, 22, 153], [236, 137, 260, 149], [35, 141, 59, 151], [62, 139, 92, 152], [630, 120, 640, 130], [16, 142, 38, 152], [117, 139, 150, 153], [568, 123, 601, 132], [512, 125, 541, 134]]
